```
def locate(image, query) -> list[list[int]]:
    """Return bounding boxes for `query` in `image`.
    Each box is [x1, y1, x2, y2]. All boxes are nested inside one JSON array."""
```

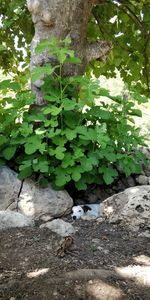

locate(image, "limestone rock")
[[126, 176, 136, 187], [0, 210, 34, 230], [18, 179, 73, 220], [0, 166, 21, 210], [96, 217, 104, 223], [100, 186, 150, 233], [40, 219, 75, 237], [81, 215, 97, 221], [136, 175, 148, 185], [138, 231, 150, 238]]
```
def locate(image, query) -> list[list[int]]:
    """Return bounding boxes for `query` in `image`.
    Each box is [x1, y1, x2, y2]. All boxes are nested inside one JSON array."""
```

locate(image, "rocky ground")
[[0, 218, 150, 300]]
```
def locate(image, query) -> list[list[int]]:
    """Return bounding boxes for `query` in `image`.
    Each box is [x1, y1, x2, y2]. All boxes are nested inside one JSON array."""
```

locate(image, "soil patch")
[[0, 219, 150, 299]]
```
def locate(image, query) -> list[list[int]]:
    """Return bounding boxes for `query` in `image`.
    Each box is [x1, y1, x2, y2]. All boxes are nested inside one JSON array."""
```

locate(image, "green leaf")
[[43, 95, 59, 102], [76, 126, 96, 142], [0, 135, 7, 146], [75, 179, 87, 190], [2, 146, 16, 160], [88, 153, 99, 166], [25, 136, 44, 155], [52, 136, 67, 146], [20, 123, 33, 137], [63, 129, 77, 140], [99, 166, 118, 185], [0, 80, 11, 89], [62, 98, 76, 111], [33, 159, 49, 173], [128, 109, 142, 117], [48, 118, 58, 128], [55, 146, 66, 160], [89, 107, 110, 120], [73, 147, 84, 159], [31, 65, 55, 82], [55, 152, 65, 160], [47, 129, 61, 138], [0, 80, 20, 91], [35, 39, 53, 54], [65, 56, 81, 64], [55, 169, 71, 187], [109, 95, 123, 104], [80, 157, 93, 172], [99, 88, 110, 97], [18, 167, 33, 180], [71, 167, 82, 182], [19, 160, 32, 171], [25, 143, 37, 155], [104, 152, 117, 162], [61, 153, 75, 168], [0, 44, 6, 52], [43, 105, 62, 116], [49, 148, 56, 156], [39, 142, 47, 154], [76, 126, 88, 136], [64, 111, 82, 129]]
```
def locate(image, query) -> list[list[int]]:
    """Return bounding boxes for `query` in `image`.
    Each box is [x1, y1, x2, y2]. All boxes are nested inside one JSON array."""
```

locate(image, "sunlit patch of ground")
[[116, 256, 150, 287]]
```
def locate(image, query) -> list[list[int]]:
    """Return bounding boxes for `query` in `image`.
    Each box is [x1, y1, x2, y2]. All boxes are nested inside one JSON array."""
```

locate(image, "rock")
[[97, 246, 109, 254], [138, 231, 150, 238], [40, 219, 75, 237], [136, 175, 148, 185], [96, 217, 104, 223], [0, 210, 34, 230], [82, 187, 111, 204], [92, 238, 101, 244], [126, 176, 136, 187], [144, 163, 150, 177], [113, 179, 126, 193], [100, 186, 150, 233], [0, 166, 73, 223], [81, 215, 97, 221], [40, 215, 53, 222], [0, 166, 21, 210], [18, 179, 73, 220]]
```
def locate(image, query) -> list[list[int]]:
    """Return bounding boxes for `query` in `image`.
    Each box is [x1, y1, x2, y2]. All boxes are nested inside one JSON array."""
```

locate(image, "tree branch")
[[86, 40, 112, 62], [143, 38, 150, 95]]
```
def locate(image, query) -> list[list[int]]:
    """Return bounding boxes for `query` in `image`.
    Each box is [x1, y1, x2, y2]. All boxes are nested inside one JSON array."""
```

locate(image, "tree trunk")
[[27, 0, 111, 105]]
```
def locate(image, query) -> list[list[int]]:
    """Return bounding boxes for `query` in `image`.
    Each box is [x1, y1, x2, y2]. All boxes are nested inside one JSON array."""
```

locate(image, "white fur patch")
[[71, 204, 100, 220]]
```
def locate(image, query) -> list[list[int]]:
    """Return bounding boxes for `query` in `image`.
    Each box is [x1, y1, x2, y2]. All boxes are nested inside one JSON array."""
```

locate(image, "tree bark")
[[27, 0, 112, 105]]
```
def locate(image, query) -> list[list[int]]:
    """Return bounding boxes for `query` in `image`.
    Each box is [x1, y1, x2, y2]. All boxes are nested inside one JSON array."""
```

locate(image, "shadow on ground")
[[0, 220, 150, 299]]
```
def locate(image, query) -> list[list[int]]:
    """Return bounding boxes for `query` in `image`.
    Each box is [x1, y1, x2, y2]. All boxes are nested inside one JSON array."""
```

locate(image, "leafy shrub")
[[0, 38, 147, 189]]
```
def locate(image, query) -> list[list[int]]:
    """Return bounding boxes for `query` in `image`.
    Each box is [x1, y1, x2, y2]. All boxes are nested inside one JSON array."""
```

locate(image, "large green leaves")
[[91, 1, 150, 97], [99, 165, 118, 185], [0, 37, 147, 190], [2, 146, 17, 160], [31, 65, 56, 82], [25, 136, 46, 155]]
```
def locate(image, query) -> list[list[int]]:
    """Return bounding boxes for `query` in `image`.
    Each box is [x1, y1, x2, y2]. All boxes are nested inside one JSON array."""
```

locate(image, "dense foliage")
[[0, 39, 147, 189], [0, 1, 149, 189], [0, 0, 150, 97], [90, 0, 150, 97]]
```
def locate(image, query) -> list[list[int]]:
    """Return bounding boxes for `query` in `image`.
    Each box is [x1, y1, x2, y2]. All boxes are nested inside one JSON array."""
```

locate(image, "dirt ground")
[[0, 218, 150, 300]]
